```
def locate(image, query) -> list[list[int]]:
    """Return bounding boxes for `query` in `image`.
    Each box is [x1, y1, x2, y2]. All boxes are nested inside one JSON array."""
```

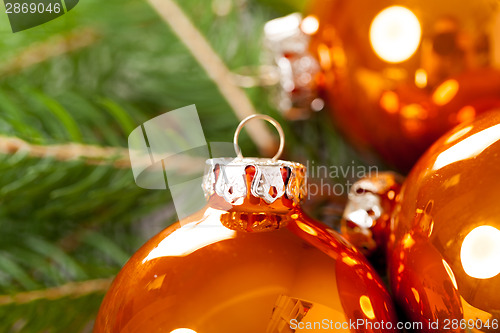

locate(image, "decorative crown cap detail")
[[203, 158, 307, 205]]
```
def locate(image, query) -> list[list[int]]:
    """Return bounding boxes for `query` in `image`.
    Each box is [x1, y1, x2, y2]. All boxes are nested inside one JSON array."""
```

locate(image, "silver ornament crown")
[[202, 158, 307, 205], [204, 114, 307, 205]]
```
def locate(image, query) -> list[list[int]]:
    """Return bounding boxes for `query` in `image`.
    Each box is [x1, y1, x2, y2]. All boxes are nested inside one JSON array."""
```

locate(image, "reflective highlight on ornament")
[[442, 259, 458, 290], [342, 255, 359, 267], [359, 296, 376, 320], [432, 79, 459, 106], [402, 234, 415, 249], [433, 124, 500, 170], [170, 329, 197, 333], [296, 220, 318, 236], [143, 210, 236, 260], [444, 125, 473, 144], [461, 226, 500, 279], [369, 6, 421, 63]]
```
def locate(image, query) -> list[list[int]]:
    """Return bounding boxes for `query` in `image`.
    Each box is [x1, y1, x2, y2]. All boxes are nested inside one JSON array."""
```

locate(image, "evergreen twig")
[[0, 28, 100, 77], [0, 136, 130, 168], [0, 278, 111, 306]]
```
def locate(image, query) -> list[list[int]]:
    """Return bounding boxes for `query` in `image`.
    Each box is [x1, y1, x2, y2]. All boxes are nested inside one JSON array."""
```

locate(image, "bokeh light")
[[369, 6, 422, 63]]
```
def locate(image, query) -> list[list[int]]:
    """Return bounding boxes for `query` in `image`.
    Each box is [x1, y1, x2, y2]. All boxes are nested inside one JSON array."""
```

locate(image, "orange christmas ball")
[[343, 110, 500, 331], [307, 0, 500, 171], [388, 110, 500, 331], [94, 158, 398, 333]]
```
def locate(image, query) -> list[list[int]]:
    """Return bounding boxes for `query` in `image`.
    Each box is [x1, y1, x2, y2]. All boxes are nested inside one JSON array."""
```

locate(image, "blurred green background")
[[0, 0, 365, 331]]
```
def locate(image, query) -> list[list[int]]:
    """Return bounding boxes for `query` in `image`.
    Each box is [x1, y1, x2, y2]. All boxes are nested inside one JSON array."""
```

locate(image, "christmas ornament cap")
[[202, 115, 307, 207]]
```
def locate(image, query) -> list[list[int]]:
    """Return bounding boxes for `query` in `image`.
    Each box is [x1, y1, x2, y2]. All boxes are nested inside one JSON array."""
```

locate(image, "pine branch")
[[0, 28, 100, 77], [0, 278, 111, 306], [0, 136, 130, 168]]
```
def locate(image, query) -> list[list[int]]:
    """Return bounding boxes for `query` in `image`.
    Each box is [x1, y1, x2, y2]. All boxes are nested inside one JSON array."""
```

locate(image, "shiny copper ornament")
[[307, 0, 500, 171], [94, 115, 398, 333], [343, 110, 500, 332]]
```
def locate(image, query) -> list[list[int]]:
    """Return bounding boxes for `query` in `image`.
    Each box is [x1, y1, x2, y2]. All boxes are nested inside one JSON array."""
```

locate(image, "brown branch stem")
[[0, 278, 112, 306], [0, 136, 131, 168], [0, 28, 100, 77]]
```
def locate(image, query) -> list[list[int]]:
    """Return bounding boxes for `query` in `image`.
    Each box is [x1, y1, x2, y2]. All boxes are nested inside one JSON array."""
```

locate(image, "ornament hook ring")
[[234, 114, 285, 162]]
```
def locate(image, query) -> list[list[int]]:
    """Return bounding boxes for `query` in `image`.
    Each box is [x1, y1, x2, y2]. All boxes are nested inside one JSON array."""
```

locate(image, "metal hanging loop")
[[233, 114, 285, 162]]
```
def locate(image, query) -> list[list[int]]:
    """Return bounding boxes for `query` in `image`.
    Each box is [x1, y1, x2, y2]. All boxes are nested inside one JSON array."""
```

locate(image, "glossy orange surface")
[[307, 0, 500, 172], [389, 110, 500, 331], [94, 168, 398, 332]]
